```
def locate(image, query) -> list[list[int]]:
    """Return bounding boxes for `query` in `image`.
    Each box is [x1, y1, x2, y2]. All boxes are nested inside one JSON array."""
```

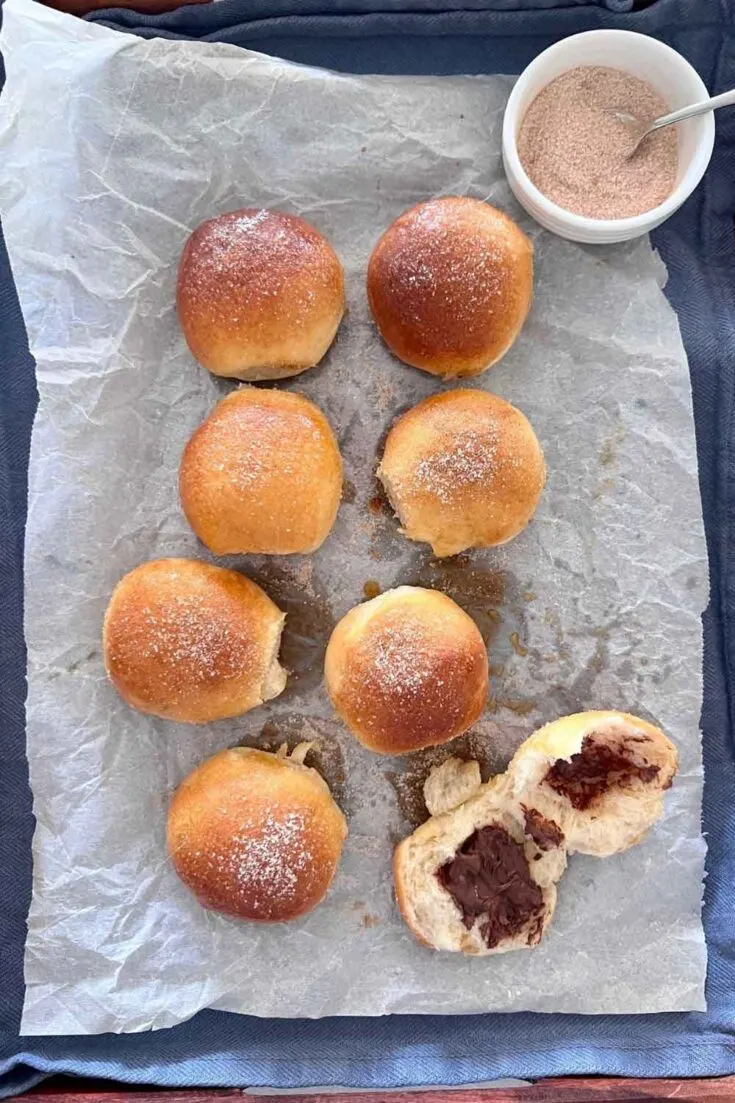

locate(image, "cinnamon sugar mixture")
[[517, 66, 678, 220]]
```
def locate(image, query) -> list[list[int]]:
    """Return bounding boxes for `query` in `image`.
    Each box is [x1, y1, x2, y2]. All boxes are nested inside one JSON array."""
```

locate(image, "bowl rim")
[[502, 29, 716, 234]]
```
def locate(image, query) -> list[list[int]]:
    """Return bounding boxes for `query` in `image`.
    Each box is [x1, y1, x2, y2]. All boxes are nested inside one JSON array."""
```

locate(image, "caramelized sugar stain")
[[365, 478, 403, 562], [362, 580, 381, 600], [495, 697, 535, 717], [249, 713, 347, 808], [543, 608, 570, 663], [406, 553, 507, 647], [367, 405, 419, 560], [599, 423, 625, 467], [386, 727, 506, 829], [247, 562, 335, 696], [342, 478, 357, 504]]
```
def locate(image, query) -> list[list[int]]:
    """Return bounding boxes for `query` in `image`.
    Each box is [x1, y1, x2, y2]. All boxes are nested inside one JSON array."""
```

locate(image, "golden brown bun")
[[180, 387, 343, 555], [324, 586, 488, 755], [378, 389, 545, 557], [177, 209, 345, 381], [103, 558, 286, 723], [506, 710, 678, 858], [168, 745, 347, 922], [367, 197, 533, 378]]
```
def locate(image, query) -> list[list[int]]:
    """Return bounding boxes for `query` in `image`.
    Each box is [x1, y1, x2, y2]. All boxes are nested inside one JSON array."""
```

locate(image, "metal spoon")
[[614, 88, 735, 156]]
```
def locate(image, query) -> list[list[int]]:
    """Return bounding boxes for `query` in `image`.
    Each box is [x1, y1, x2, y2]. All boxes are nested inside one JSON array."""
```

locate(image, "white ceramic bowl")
[[502, 30, 715, 244]]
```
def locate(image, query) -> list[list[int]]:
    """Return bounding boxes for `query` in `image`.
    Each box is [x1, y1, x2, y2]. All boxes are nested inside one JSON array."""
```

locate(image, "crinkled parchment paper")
[[0, 0, 707, 1035]]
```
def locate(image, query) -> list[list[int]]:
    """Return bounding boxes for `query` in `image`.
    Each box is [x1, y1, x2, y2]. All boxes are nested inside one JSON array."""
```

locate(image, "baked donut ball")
[[103, 558, 286, 723], [180, 387, 343, 555], [168, 744, 347, 922], [324, 586, 488, 755], [367, 197, 533, 378], [378, 389, 545, 558], [394, 762, 566, 955], [177, 209, 345, 381], [506, 710, 678, 858]]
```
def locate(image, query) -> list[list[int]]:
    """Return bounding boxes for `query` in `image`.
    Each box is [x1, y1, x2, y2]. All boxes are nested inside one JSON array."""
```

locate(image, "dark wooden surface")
[[39, 0, 207, 16], [25, 1078, 735, 1102]]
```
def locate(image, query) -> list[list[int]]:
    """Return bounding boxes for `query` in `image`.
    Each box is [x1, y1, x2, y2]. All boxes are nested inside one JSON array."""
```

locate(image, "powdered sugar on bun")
[[177, 208, 345, 381], [367, 197, 532, 379], [103, 558, 286, 723], [168, 746, 347, 923], [180, 387, 343, 555], [325, 586, 489, 755], [378, 389, 545, 557]]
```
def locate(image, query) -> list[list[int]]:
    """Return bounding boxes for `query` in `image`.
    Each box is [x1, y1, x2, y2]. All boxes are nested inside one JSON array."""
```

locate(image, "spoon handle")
[[649, 88, 735, 132]]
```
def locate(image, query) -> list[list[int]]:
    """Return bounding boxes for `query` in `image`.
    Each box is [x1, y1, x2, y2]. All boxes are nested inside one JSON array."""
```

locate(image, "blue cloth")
[[1, 0, 734, 1094]]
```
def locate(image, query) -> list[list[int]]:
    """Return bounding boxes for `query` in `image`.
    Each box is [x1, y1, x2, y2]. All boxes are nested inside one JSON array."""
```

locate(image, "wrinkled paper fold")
[[0, 0, 707, 1035]]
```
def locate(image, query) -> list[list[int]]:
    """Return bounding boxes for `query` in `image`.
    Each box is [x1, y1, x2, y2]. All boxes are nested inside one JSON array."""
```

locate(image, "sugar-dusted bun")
[[168, 745, 347, 922], [324, 586, 488, 755], [394, 765, 566, 955], [177, 209, 345, 381], [103, 558, 286, 723], [367, 197, 532, 379], [378, 389, 545, 558], [180, 387, 343, 555], [506, 710, 678, 858]]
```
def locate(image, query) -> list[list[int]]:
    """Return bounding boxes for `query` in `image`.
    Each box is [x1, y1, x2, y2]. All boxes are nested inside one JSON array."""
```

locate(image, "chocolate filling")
[[545, 735, 660, 811], [523, 806, 564, 850], [437, 824, 544, 948]]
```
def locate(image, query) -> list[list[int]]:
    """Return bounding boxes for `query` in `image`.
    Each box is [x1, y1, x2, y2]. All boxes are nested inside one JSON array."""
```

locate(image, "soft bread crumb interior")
[[424, 757, 482, 817], [261, 612, 287, 703]]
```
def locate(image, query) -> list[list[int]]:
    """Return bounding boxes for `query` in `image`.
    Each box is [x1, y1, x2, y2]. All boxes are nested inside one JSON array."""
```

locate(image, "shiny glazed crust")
[[367, 197, 533, 378]]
